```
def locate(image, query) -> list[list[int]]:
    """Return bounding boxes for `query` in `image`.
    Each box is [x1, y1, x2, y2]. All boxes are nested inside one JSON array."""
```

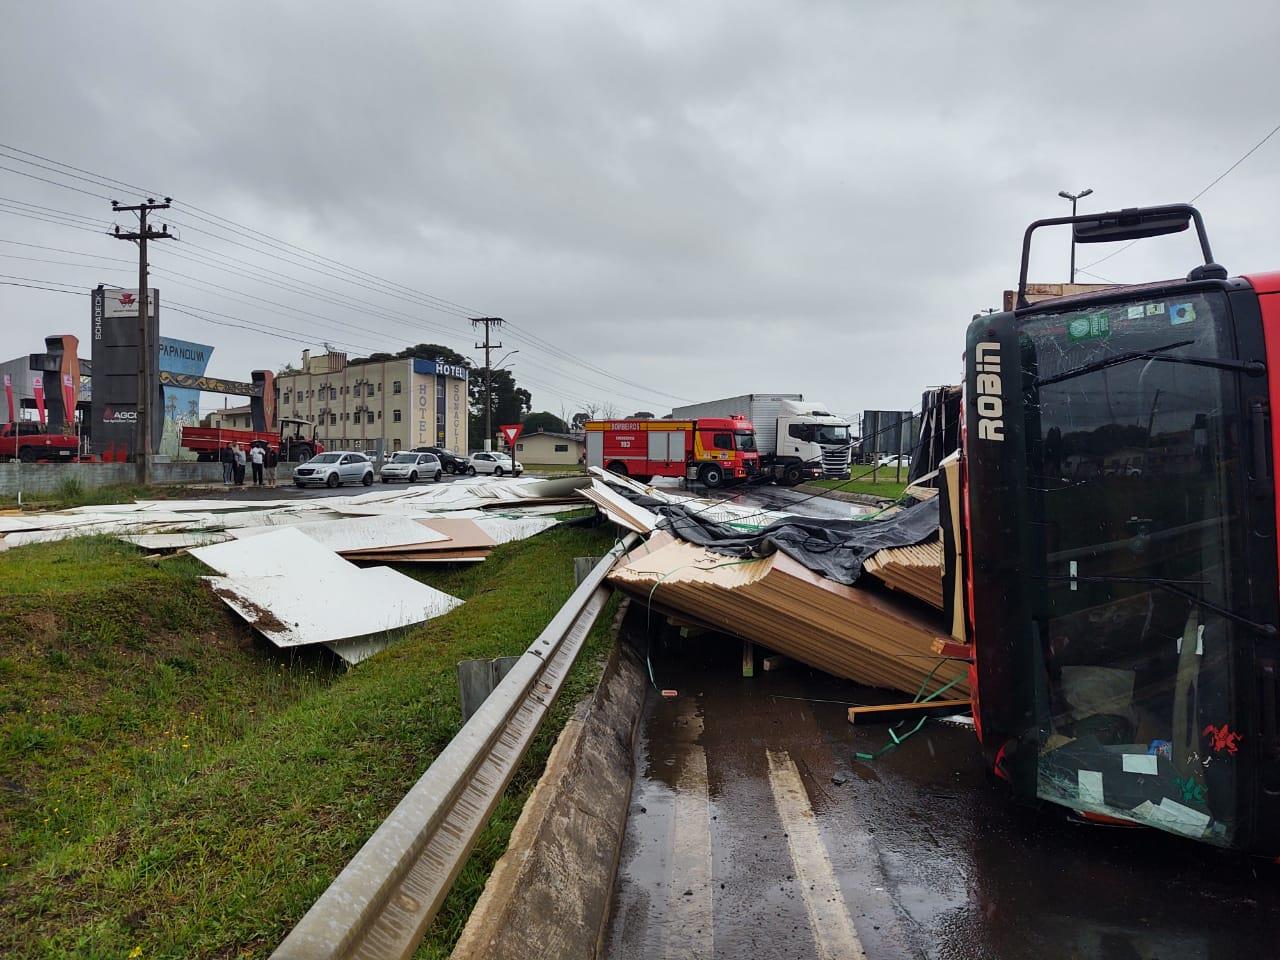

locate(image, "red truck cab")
[[584, 416, 759, 487], [0, 422, 79, 462]]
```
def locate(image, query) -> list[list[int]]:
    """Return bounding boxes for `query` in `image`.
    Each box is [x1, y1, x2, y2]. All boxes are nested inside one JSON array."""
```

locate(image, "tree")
[[523, 411, 567, 434], [469, 367, 531, 447], [629, 411, 656, 420], [395, 343, 471, 366], [568, 401, 620, 430]]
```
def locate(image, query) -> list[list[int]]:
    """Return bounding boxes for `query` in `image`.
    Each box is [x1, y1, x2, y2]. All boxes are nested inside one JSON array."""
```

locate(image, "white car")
[[380, 451, 443, 484], [466, 451, 523, 477], [876, 455, 911, 469], [293, 451, 374, 488]]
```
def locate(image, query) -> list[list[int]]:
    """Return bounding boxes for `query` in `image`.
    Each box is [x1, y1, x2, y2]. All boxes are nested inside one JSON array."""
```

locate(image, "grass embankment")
[[808, 476, 909, 500], [522, 463, 587, 476], [0, 476, 192, 512], [0, 523, 619, 958]]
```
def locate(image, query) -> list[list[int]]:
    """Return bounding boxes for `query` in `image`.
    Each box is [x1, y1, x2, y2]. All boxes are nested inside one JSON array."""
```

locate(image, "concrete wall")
[[0, 460, 223, 497]]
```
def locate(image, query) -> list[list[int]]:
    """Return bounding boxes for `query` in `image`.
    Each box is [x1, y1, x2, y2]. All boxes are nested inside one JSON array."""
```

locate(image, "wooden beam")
[[847, 699, 970, 724], [930, 638, 973, 661]]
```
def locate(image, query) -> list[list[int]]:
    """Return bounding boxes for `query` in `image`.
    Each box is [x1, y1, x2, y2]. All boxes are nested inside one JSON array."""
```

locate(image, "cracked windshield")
[[1023, 292, 1241, 842]]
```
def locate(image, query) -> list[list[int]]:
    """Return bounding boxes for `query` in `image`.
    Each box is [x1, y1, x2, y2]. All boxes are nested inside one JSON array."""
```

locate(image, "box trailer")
[[670, 394, 852, 485]]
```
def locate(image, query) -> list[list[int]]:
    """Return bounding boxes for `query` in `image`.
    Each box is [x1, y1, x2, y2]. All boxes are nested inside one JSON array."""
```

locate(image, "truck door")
[[586, 430, 604, 468], [647, 429, 682, 464]]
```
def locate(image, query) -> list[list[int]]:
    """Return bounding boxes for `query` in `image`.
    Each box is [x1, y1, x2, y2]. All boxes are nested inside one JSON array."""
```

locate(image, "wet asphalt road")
[[605, 625, 1280, 960]]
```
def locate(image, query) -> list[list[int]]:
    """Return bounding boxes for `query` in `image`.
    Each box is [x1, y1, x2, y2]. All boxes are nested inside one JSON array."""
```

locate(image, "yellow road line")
[[766, 749, 867, 960], [666, 707, 714, 959]]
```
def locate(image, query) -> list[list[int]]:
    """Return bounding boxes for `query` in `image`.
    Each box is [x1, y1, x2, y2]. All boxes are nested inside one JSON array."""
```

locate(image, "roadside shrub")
[[52, 474, 87, 505]]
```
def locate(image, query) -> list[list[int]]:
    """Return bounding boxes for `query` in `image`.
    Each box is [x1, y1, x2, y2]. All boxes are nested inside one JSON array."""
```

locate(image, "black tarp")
[[625, 492, 940, 586]]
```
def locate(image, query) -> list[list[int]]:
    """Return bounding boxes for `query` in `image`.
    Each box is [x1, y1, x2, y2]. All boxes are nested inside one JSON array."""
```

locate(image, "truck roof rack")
[[1015, 203, 1225, 309]]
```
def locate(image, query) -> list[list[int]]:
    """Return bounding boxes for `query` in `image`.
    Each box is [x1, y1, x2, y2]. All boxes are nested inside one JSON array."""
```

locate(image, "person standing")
[[264, 444, 279, 488], [250, 442, 266, 486], [220, 442, 234, 484], [232, 443, 246, 486]]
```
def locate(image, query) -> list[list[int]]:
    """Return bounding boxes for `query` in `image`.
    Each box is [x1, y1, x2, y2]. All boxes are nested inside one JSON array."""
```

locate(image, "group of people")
[[220, 441, 279, 487]]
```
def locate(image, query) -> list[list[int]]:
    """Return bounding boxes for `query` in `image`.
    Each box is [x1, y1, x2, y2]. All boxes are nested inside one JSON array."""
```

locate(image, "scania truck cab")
[[962, 204, 1280, 854]]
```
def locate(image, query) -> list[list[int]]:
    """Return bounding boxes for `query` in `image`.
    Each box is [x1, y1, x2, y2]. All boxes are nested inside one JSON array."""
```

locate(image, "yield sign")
[[499, 423, 523, 452]]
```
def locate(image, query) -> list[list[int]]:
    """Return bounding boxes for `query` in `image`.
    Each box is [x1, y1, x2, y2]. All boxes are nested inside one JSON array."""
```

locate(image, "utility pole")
[[112, 197, 173, 485], [471, 317, 504, 451], [1057, 187, 1093, 284]]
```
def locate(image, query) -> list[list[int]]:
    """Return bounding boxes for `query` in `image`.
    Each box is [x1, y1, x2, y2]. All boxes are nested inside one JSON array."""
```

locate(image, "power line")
[[1081, 119, 1280, 272], [0, 144, 702, 405], [0, 238, 132, 261], [0, 195, 112, 226], [1190, 121, 1280, 202], [0, 162, 113, 200], [0, 216, 691, 408], [0, 205, 111, 234]]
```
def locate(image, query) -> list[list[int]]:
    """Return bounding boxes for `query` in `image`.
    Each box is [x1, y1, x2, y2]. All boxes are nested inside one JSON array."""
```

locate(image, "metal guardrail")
[[272, 533, 639, 960]]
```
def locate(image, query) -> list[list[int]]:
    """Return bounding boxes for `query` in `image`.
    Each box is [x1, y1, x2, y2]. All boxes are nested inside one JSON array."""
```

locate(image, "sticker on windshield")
[[1170, 302, 1197, 325], [1068, 313, 1110, 343], [1146, 302, 1166, 316], [1127, 305, 1145, 319]]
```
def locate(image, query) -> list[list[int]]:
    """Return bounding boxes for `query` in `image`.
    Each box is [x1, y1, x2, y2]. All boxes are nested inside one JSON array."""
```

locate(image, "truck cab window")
[[713, 432, 733, 450], [788, 424, 814, 442]]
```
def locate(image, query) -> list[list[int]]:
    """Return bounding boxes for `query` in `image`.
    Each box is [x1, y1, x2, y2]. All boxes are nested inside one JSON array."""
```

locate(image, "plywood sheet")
[[225, 514, 449, 552], [120, 532, 235, 551], [471, 515, 558, 545], [577, 482, 660, 534], [202, 564, 461, 649]]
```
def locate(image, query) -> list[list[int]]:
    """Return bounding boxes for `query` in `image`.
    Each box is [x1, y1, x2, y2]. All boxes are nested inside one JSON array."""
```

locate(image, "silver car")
[[465, 451, 523, 477], [293, 451, 374, 488], [379, 451, 442, 484]]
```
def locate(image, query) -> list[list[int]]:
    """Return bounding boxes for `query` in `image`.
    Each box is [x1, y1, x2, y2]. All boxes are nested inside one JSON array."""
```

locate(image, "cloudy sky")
[[2, 0, 1278, 427]]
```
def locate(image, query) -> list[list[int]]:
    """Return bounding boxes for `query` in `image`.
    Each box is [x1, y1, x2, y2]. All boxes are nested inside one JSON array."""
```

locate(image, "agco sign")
[[102, 406, 138, 423]]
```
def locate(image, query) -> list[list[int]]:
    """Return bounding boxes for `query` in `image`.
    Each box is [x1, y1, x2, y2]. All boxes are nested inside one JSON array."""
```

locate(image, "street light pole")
[[1057, 187, 1093, 284]]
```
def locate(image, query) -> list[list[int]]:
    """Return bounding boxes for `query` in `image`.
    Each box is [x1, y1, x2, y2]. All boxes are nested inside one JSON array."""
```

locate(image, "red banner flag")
[[3, 373, 13, 425], [61, 373, 76, 431], [32, 375, 46, 427]]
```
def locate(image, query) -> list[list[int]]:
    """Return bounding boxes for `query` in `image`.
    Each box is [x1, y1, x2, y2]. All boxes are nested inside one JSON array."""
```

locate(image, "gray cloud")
[[2, 0, 1278, 425]]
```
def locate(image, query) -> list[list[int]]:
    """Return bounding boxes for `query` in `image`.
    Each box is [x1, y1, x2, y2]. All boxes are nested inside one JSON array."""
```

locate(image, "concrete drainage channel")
[[451, 604, 646, 960]]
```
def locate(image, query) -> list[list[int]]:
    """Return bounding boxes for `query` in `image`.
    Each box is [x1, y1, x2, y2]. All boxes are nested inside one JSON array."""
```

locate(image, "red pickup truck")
[[0, 422, 79, 462]]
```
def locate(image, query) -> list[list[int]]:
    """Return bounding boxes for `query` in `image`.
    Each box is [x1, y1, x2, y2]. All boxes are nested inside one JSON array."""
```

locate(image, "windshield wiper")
[[1036, 339, 1265, 388], [1042, 572, 1276, 637]]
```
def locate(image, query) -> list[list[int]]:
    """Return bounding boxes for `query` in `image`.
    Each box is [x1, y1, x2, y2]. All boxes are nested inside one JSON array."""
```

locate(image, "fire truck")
[[960, 203, 1280, 854], [584, 416, 760, 487], [179, 417, 324, 462]]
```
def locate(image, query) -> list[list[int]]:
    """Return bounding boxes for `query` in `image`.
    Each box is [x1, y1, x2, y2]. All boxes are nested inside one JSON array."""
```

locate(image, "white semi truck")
[[670, 394, 852, 486]]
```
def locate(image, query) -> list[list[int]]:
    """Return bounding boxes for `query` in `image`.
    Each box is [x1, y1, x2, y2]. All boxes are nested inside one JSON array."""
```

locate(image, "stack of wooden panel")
[[608, 533, 965, 697], [863, 540, 944, 610]]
